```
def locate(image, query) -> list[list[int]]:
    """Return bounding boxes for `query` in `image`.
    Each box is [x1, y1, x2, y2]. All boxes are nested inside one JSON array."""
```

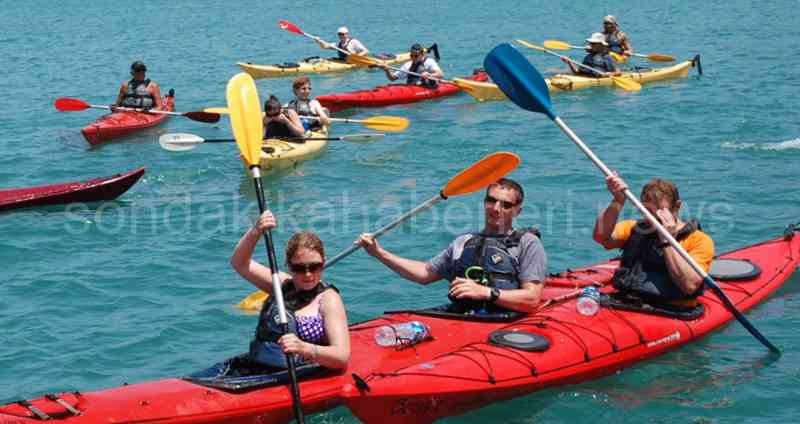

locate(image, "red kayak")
[[317, 70, 489, 113], [81, 92, 175, 146], [1, 227, 797, 423], [0, 167, 145, 212]]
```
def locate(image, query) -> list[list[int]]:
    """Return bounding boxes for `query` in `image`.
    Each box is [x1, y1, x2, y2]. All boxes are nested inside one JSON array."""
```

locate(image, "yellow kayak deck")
[[243, 129, 329, 176], [238, 52, 411, 79], [461, 58, 697, 101]]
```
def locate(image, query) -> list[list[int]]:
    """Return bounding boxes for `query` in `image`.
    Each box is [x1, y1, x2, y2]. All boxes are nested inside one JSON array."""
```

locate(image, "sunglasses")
[[484, 195, 518, 210], [266, 111, 281, 118], [288, 262, 324, 274]]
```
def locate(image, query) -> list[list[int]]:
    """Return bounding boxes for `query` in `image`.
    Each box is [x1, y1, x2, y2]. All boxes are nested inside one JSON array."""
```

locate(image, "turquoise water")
[[2, 0, 800, 422]]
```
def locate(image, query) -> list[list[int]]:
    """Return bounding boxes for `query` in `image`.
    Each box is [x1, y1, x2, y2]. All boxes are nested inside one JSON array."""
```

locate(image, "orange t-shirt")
[[612, 220, 715, 272]]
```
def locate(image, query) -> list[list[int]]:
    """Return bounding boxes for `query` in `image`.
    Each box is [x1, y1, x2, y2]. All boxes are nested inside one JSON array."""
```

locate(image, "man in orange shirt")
[[592, 175, 714, 305]]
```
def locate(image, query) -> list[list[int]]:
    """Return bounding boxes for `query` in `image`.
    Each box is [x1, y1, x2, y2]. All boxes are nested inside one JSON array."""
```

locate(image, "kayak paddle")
[[226, 72, 307, 422], [484, 42, 780, 355], [158, 132, 385, 152], [54, 97, 220, 123], [343, 51, 488, 96], [238, 151, 521, 312], [515, 39, 641, 92], [543, 39, 676, 62], [278, 20, 379, 63], [203, 107, 409, 133]]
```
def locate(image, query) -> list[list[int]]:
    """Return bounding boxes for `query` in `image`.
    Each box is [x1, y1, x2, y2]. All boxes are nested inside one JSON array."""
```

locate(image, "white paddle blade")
[[339, 133, 386, 143], [158, 133, 204, 152]]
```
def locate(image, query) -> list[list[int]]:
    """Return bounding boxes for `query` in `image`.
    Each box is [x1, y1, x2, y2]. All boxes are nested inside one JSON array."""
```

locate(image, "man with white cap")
[[602, 15, 633, 57], [318, 27, 370, 61], [562, 33, 620, 77]]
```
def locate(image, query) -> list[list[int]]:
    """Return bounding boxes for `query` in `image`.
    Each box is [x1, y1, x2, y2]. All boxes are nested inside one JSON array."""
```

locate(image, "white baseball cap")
[[337, 26, 349, 34], [586, 32, 608, 45]]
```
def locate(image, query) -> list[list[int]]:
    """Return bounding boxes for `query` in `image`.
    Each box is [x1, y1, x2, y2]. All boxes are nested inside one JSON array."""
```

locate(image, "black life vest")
[[121, 78, 154, 108], [450, 228, 540, 313], [337, 39, 352, 60], [407, 58, 438, 88], [612, 220, 704, 302], [250, 281, 336, 368], [264, 112, 296, 139]]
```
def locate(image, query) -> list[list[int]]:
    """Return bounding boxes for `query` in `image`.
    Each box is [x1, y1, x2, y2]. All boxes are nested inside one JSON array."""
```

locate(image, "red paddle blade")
[[278, 20, 303, 35], [184, 111, 221, 123], [54, 97, 90, 111]]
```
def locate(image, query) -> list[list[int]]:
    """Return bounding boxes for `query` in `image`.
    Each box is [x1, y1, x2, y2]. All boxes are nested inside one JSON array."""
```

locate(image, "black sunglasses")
[[484, 195, 518, 210], [266, 111, 281, 118], [288, 262, 324, 274]]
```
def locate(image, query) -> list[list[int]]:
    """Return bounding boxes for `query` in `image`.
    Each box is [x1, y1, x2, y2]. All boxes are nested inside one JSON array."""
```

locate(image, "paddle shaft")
[[536, 45, 618, 78], [325, 193, 444, 269], [195, 136, 376, 143], [250, 166, 306, 422], [90, 103, 184, 117], [552, 116, 780, 354]]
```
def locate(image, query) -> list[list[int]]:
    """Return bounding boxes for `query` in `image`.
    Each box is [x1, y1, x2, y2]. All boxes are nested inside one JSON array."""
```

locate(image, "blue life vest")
[[582, 53, 614, 76], [121, 78, 154, 108], [612, 220, 704, 302], [605, 32, 624, 54], [287, 99, 323, 131], [450, 228, 540, 313], [249, 282, 334, 368]]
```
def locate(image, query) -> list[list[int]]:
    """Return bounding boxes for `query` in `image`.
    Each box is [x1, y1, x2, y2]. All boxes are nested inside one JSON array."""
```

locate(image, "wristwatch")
[[488, 287, 501, 303]]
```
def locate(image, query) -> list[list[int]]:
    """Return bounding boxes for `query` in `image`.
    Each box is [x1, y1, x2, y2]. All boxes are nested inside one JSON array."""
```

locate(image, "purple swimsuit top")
[[295, 293, 327, 344]]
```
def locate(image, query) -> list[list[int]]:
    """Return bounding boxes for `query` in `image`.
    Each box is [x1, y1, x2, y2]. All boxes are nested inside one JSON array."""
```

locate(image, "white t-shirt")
[[391, 57, 442, 79], [340, 38, 368, 55]]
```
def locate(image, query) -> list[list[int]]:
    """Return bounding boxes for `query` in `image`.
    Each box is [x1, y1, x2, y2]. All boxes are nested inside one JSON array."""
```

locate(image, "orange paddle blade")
[[442, 152, 521, 197]]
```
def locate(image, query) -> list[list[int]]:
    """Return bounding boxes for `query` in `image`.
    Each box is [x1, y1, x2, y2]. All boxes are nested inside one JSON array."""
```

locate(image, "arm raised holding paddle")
[[381, 43, 444, 87], [316, 26, 370, 60], [356, 178, 548, 314]]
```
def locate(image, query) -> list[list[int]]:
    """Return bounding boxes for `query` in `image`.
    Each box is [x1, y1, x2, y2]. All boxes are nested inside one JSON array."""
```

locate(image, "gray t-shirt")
[[427, 231, 547, 284]]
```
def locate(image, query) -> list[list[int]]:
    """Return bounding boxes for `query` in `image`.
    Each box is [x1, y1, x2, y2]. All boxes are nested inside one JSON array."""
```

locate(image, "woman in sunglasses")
[[231, 210, 350, 370], [263, 95, 307, 140]]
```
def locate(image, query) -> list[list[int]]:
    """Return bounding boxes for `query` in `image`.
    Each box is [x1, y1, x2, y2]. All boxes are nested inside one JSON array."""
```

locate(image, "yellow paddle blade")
[[345, 54, 380, 67], [647, 53, 676, 62], [205, 107, 229, 114], [611, 76, 641, 92], [453, 78, 507, 102], [226, 73, 264, 167], [515, 39, 546, 52], [543, 39, 571, 50], [609, 51, 628, 63], [442, 152, 521, 197], [360, 116, 409, 132], [237, 290, 268, 312]]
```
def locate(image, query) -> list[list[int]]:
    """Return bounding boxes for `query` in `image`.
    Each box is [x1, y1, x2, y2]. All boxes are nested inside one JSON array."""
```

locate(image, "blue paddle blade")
[[484, 43, 556, 120]]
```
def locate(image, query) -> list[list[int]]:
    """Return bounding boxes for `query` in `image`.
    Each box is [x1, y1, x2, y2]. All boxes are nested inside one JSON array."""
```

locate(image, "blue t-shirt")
[[427, 231, 547, 284]]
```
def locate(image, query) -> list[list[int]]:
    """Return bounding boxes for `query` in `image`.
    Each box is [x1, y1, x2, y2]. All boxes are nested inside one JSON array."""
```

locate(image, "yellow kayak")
[[243, 128, 329, 175], [238, 52, 411, 79], [460, 57, 699, 101]]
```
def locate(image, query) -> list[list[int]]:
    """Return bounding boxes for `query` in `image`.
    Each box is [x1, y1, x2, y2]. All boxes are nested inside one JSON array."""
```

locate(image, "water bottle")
[[374, 321, 431, 347], [576, 286, 601, 316]]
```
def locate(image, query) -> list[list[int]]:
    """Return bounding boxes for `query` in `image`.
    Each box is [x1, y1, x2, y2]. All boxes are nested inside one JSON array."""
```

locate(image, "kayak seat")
[[274, 62, 300, 69], [488, 330, 550, 352], [600, 292, 704, 321], [184, 353, 328, 393], [374, 53, 397, 60], [385, 303, 523, 323], [709, 258, 761, 281]]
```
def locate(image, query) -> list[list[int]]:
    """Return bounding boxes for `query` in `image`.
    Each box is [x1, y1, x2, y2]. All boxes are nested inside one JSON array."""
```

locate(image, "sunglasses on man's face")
[[288, 262, 324, 274], [266, 111, 281, 118], [484, 195, 518, 210]]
